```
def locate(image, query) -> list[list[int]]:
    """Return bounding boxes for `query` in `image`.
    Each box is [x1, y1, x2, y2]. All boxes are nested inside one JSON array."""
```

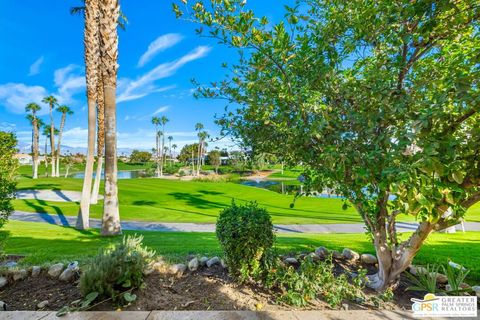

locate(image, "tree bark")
[[56, 113, 67, 177], [49, 106, 56, 178], [77, 99, 96, 230], [101, 85, 121, 235], [367, 221, 434, 291], [90, 155, 103, 204], [32, 119, 39, 179]]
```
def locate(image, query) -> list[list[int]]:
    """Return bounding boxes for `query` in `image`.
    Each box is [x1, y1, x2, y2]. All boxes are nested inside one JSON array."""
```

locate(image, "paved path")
[[1, 309, 470, 320], [16, 190, 102, 202], [10, 211, 480, 234]]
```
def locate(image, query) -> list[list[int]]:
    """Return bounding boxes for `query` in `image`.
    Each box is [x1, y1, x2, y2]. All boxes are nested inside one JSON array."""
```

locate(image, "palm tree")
[[25, 103, 41, 179], [56, 105, 74, 177], [172, 144, 177, 159], [91, 81, 105, 204], [76, 0, 100, 230], [42, 124, 59, 177], [100, 0, 121, 236], [197, 131, 209, 175], [159, 116, 169, 177], [194, 123, 204, 176], [42, 95, 58, 177], [151, 116, 161, 177], [167, 135, 173, 162]]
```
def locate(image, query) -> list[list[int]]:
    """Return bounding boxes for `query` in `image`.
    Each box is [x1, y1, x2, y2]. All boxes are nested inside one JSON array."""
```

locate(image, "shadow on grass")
[[132, 200, 158, 206], [167, 192, 228, 210], [22, 199, 72, 227]]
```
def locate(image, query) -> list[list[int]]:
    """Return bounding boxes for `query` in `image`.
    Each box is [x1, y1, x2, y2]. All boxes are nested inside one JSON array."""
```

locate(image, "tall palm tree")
[[76, 0, 100, 230], [42, 95, 58, 177], [167, 135, 173, 161], [172, 144, 177, 159], [25, 103, 41, 179], [100, 0, 121, 236], [151, 116, 161, 177], [194, 123, 204, 176], [42, 124, 59, 177], [91, 80, 105, 204], [197, 131, 209, 175], [56, 105, 74, 177], [159, 116, 169, 177]]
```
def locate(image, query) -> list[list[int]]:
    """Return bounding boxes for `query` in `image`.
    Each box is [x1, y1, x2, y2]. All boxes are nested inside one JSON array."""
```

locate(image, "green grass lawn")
[[3, 220, 479, 281], [13, 177, 365, 224], [14, 176, 480, 224]]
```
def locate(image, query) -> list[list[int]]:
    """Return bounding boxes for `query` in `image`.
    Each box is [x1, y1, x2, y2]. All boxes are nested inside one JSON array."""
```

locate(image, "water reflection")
[[71, 170, 153, 179], [239, 180, 341, 198]]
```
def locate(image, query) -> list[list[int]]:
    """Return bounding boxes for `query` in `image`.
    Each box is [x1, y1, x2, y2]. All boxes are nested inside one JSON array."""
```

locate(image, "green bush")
[[79, 235, 155, 304], [0, 131, 18, 229], [216, 201, 275, 282]]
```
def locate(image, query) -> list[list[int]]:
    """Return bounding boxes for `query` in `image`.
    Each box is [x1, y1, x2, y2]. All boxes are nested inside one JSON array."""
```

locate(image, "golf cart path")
[[10, 211, 480, 234], [16, 189, 103, 202]]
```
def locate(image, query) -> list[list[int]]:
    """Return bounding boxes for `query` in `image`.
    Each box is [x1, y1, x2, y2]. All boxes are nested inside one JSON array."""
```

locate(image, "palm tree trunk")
[[102, 86, 121, 235], [32, 120, 39, 179], [160, 128, 165, 177], [100, 0, 121, 236], [49, 106, 56, 177], [77, 99, 96, 229], [156, 128, 160, 177], [77, 0, 100, 230], [56, 113, 67, 177], [91, 77, 105, 204], [44, 135, 48, 177], [91, 155, 103, 204]]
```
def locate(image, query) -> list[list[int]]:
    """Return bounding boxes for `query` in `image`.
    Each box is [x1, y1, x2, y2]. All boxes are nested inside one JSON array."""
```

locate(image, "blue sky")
[[0, 0, 287, 152]]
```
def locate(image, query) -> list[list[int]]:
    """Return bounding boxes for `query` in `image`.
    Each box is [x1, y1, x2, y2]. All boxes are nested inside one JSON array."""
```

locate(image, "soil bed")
[[0, 258, 420, 312]]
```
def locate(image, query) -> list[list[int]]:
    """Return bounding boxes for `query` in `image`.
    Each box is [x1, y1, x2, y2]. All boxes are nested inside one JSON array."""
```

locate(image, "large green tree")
[[0, 132, 18, 228], [176, 0, 480, 290]]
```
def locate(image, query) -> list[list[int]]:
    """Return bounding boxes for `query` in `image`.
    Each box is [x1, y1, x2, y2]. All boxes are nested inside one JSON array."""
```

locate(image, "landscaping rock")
[[307, 252, 320, 261], [0, 301, 6, 311], [332, 250, 343, 259], [47, 263, 64, 278], [37, 300, 49, 309], [188, 258, 199, 271], [409, 265, 427, 276], [221, 259, 227, 269], [360, 253, 377, 265], [4, 261, 17, 268], [170, 263, 187, 275], [206, 257, 220, 268], [0, 277, 7, 289], [342, 248, 360, 261], [12, 269, 27, 281], [315, 246, 329, 258], [199, 256, 209, 267], [436, 273, 448, 284], [31, 266, 41, 277], [298, 253, 307, 260], [472, 286, 480, 298], [284, 257, 299, 265], [342, 303, 349, 311], [59, 261, 79, 282]]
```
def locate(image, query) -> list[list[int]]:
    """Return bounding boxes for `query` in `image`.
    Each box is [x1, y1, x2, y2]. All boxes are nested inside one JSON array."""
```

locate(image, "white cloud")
[[152, 105, 170, 115], [117, 46, 211, 103], [138, 33, 184, 67], [0, 64, 86, 114], [0, 83, 48, 114], [28, 56, 44, 76], [0, 122, 17, 131]]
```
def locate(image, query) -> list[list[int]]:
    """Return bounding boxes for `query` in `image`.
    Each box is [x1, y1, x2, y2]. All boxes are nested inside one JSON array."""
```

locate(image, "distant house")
[[14, 153, 32, 165]]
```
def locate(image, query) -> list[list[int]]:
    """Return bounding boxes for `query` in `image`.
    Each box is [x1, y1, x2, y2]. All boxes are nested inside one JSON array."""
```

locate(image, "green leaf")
[[124, 292, 137, 302], [451, 171, 464, 184], [56, 306, 70, 317]]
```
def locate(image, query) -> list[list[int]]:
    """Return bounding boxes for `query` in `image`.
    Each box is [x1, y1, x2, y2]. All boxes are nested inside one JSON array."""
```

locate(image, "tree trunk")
[[156, 128, 160, 178], [91, 155, 103, 204], [32, 120, 39, 179], [160, 128, 165, 177], [56, 113, 67, 178], [102, 85, 121, 235], [367, 222, 434, 291], [44, 136, 49, 177], [76, 99, 96, 230], [49, 106, 56, 177], [65, 165, 70, 178]]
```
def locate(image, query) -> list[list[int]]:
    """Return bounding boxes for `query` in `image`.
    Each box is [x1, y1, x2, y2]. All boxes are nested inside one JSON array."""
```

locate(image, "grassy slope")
[[3, 221, 479, 281], [13, 177, 364, 224]]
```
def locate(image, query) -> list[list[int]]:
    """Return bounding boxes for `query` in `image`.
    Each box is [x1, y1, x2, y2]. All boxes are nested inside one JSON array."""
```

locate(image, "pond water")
[[71, 170, 153, 179], [239, 179, 342, 198]]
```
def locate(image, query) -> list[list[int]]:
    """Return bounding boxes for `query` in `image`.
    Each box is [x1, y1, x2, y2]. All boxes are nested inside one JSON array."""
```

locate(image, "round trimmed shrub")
[[216, 201, 275, 282]]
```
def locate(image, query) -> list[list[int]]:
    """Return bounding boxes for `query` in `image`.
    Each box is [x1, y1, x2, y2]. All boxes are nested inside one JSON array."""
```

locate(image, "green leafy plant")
[[405, 264, 440, 293], [216, 201, 275, 282], [442, 262, 470, 296], [0, 131, 18, 228], [263, 256, 366, 308], [79, 234, 155, 305]]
